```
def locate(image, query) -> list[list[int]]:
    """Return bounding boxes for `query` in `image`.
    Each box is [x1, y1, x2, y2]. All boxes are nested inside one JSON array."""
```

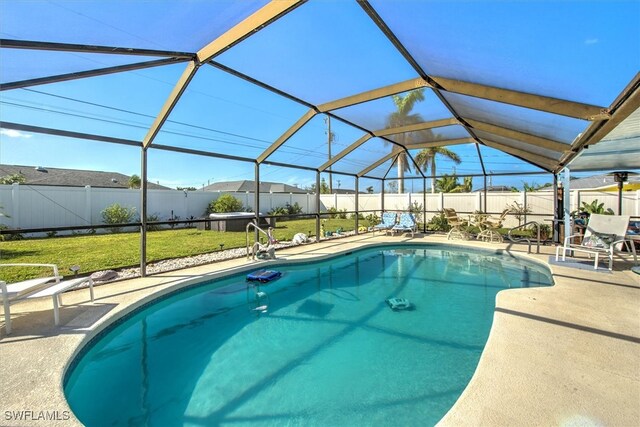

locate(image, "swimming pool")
[[64, 244, 553, 426]]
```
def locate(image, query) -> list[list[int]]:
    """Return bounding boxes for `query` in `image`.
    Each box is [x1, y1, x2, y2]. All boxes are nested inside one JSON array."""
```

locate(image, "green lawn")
[[0, 218, 362, 283]]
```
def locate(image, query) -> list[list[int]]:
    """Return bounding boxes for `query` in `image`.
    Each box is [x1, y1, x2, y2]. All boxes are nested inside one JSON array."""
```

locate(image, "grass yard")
[[0, 218, 361, 283]]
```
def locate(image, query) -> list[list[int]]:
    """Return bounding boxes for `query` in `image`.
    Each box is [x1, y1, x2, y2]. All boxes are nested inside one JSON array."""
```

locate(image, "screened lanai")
[[1, 1, 639, 275]]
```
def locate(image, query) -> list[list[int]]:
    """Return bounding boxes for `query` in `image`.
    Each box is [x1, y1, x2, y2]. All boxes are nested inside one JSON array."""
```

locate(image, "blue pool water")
[[64, 245, 553, 426]]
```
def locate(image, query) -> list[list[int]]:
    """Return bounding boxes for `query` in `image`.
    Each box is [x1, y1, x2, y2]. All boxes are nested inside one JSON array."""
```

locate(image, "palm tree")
[[435, 174, 459, 193], [451, 176, 473, 193], [128, 174, 141, 189], [385, 89, 426, 193], [415, 147, 462, 193]]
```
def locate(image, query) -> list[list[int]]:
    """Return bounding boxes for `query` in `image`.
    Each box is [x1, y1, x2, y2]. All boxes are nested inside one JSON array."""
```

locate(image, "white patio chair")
[[555, 214, 637, 270], [1, 264, 95, 334]]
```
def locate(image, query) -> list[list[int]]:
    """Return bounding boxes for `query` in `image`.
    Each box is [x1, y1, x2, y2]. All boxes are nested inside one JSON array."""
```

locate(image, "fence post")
[[476, 191, 481, 212], [522, 190, 527, 224], [11, 183, 19, 229], [439, 192, 444, 211], [408, 191, 412, 210], [85, 185, 92, 225], [636, 190, 639, 216]]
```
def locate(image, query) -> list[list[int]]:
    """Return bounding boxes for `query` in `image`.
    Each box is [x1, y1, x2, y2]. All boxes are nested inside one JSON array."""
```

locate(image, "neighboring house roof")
[[0, 164, 170, 189], [204, 180, 308, 194], [565, 173, 640, 191], [473, 186, 514, 192], [540, 173, 640, 191]]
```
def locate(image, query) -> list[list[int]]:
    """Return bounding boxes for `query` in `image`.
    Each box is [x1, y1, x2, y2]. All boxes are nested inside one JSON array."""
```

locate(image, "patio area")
[[1, 1, 640, 425], [1, 234, 638, 426]]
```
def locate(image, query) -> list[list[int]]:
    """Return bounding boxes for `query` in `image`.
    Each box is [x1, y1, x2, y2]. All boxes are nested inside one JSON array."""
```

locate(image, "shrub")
[[207, 194, 243, 214], [506, 201, 531, 226], [287, 202, 303, 215], [573, 199, 614, 217], [408, 201, 423, 223], [0, 173, 26, 185], [326, 207, 347, 219], [268, 202, 303, 217], [364, 213, 379, 227], [269, 206, 288, 216], [101, 203, 137, 233], [426, 211, 451, 232], [0, 224, 23, 241], [146, 214, 162, 231]]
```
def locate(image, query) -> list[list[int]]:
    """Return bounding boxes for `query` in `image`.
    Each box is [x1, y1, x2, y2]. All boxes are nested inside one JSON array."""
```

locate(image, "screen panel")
[[332, 88, 452, 132], [0, 1, 268, 52], [371, 0, 640, 106], [216, 1, 419, 104], [333, 137, 394, 176], [154, 65, 309, 158], [0, 62, 186, 141], [474, 130, 562, 161], [388, 125, 471, 147], [478, 144, 547, 174], [0, 49, 167, 84], [442, 92, 588, 144], [267, 115, 364, 169]]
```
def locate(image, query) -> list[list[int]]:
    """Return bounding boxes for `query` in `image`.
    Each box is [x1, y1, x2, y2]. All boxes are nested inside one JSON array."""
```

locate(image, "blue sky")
[[1, 0, 639, 191]]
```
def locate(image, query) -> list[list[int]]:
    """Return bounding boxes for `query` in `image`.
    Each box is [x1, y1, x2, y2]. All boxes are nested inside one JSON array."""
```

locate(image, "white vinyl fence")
[[1, 184, 638, 232]]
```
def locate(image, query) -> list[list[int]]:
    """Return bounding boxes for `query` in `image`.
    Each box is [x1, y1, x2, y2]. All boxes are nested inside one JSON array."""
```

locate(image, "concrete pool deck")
[[1, 233, 638, 426]]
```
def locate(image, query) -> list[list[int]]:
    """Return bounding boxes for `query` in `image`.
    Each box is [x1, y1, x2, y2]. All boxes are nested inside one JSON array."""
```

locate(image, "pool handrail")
[[507, 221, 541, 254], [246, 220, 276, 260]]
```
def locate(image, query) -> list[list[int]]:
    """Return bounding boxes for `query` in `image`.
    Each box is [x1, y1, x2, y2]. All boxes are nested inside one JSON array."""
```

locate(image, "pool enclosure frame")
[[1, 0, 639, 276]]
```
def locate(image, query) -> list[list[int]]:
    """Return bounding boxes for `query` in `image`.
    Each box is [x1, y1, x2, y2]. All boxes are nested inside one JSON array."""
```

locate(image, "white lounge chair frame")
[[555, 214, 638, 270], [1, 263, 94, 334]]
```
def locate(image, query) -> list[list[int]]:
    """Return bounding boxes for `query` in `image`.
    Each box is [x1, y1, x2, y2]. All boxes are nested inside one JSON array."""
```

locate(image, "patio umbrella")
[[610, 171, 639, 215]]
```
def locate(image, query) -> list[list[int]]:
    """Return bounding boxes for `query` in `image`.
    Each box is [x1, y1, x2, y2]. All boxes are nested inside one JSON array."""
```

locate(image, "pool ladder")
[[507, 221, 542, 254], [246, 220, 276, 261]]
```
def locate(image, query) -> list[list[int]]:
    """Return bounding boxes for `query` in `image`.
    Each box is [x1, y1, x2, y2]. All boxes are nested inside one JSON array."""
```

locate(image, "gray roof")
[[566, 173, 640, 190], [539, 172, 640, 191], [203, 180, 308, 194], [0, 164, 170, 189], [473, 186, 515, 192]]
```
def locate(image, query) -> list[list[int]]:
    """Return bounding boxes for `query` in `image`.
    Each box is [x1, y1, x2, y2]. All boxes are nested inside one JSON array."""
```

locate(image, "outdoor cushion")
[[582, 232, 615, 249]]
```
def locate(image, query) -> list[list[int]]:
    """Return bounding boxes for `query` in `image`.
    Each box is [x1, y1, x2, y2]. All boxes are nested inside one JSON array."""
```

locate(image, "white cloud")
[[0, 129, 32, 138], [584, 38, 599, 45]]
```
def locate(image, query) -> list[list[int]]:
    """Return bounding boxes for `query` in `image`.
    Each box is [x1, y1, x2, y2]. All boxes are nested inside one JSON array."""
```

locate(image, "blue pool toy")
[[247, 270, 282, 283]]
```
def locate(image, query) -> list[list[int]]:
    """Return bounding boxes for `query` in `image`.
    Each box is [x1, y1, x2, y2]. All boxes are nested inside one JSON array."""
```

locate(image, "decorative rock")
[[292, 233, 308, 245], [89, 269, 118, 282]]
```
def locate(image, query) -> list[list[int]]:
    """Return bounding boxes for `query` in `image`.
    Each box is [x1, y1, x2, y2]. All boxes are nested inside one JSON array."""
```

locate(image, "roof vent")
[[35, 166, 47, 172], [111, 178, 118, 183]]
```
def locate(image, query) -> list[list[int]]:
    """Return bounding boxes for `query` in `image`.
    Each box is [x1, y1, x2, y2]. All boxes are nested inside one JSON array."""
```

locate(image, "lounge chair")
[[390, 213, 417, 237], [373, 212, 397, 235], [477, 208, 510, 243], [555, 214, 637, 270], [443, 208, 470, 240], [1, 263, 94, 334]]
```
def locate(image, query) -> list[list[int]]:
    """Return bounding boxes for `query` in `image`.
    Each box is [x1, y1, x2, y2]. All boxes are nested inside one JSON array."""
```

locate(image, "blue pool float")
[[246, 270, 282, 283]]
